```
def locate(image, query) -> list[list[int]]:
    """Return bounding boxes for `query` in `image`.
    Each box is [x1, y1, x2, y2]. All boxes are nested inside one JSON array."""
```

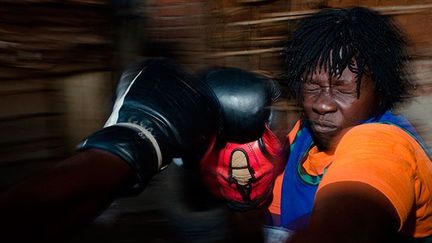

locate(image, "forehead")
[[302, 47, 361, 79], [305, 65, 358, 84]]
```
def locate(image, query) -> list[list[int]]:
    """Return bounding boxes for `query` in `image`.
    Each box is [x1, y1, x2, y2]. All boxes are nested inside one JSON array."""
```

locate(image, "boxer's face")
[[302, 64, 379, 152]]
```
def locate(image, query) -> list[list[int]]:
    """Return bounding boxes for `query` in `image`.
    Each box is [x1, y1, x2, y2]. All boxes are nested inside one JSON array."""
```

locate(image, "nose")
[[312, 89, 337, 115]]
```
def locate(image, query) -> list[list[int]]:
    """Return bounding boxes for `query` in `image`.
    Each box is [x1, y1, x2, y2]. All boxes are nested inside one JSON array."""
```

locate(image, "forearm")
[[0, 149, 136, 242]]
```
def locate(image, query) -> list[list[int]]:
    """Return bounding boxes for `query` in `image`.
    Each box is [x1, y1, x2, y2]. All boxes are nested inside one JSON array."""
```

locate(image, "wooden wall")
[[0, 0, 114, 187]]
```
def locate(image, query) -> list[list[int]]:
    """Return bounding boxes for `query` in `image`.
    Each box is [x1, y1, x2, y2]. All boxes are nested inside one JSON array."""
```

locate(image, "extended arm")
[[0, 149, 135, 242], [0, 59, 220, 242]]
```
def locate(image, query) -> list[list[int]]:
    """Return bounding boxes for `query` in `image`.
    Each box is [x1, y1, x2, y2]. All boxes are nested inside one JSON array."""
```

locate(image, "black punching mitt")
[[78, 59, 219, 190], [203, 67, 281, 143]]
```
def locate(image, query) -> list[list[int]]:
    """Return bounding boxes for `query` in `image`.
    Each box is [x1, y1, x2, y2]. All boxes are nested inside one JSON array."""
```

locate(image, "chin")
[[312, 135, 332, 151], [311, 132, 339, 152]]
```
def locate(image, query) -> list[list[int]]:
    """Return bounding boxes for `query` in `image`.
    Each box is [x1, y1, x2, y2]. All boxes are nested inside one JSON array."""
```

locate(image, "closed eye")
[[333, 85, 357, 95], [303, 83, 321, 92]]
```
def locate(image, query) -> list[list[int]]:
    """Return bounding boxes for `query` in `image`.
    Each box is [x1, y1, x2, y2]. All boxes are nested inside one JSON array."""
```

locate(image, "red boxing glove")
[[200, 124, 286, 211]]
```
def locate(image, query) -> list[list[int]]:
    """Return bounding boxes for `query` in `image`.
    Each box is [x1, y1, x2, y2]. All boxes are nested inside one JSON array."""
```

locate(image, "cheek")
[[301, 94, 316, 114], [334, 97, 358, 111], [337, 95, 377, 124], [333, 93, 358, 112]]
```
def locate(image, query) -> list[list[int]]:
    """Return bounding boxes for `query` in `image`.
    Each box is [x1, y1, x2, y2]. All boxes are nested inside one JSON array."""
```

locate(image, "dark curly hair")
[[283, 7, 412, 112]]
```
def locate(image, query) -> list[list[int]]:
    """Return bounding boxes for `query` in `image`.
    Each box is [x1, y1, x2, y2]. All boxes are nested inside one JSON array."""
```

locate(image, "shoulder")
[[335, 123, 418, 159], [330, 123, 419, 183], [330, 123, 417, 171], [342, 123, 413, 143], [322, 123, 418, 201]]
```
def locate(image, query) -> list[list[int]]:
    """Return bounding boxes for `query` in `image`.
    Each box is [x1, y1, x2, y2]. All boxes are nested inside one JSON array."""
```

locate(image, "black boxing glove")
[[198, 68, 289, 210], [203, 67, 281, 143], [78, 59, 219, 191]]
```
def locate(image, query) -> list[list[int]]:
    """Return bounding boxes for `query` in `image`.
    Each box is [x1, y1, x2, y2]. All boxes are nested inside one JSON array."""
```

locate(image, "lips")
[[309, 120, 338, 133]]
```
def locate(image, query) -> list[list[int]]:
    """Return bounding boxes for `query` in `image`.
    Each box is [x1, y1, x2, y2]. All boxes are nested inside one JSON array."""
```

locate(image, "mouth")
[[309, 120, 338, 133]]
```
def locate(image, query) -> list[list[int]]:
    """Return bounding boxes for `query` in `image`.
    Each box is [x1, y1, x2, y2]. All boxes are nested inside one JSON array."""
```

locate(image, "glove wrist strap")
[[77, 124, 162, 192], [114, 122, 162, 169]]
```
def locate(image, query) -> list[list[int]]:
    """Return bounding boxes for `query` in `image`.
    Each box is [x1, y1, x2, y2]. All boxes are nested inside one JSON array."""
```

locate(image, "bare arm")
[[289, 181, 400, 243], [0, 149, 136, 242]]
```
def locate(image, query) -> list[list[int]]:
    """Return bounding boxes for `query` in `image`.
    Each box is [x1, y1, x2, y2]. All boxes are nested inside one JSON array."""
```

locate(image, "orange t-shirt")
[[269, 122, 432, 237], [321, 123, 432, 237]]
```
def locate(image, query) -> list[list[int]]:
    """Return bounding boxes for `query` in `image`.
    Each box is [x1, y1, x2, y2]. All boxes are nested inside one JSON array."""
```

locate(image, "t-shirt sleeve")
[[317, 124, 417, 230]]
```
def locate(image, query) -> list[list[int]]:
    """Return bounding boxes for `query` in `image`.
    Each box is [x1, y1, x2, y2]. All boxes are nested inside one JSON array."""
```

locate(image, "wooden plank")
[[0, 137, 66, 165], [0, 92, 57, 119], [0, 115, 63, 144], [0, 1, 113, 77]]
